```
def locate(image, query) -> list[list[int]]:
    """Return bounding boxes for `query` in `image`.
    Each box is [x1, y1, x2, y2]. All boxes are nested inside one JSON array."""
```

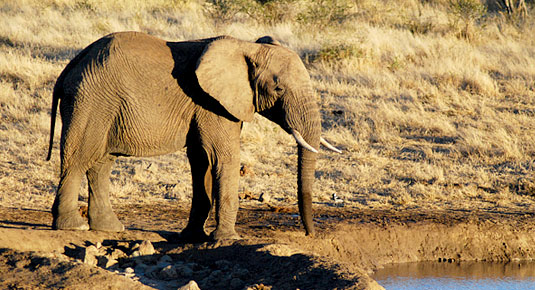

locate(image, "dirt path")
[[1, 201, 535, 289]]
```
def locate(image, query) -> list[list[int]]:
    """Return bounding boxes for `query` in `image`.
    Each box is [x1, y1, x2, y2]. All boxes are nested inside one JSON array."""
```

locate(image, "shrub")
[[312, 43, 364, 63], [447, 0, 487, 40], [297, 0, 354, 29]]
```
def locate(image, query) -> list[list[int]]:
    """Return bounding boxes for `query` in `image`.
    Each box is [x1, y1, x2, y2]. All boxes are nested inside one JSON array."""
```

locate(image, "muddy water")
[[373, 261, 535, 290]]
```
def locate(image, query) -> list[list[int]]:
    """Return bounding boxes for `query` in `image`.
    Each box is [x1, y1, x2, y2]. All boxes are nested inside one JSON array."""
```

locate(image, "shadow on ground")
[[61, 236, 361, 290]]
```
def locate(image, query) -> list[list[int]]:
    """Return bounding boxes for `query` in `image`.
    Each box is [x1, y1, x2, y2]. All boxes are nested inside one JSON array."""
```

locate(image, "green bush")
[[297, 0, 354, 29], [447, 0, 487, 40], [313, 43, 364, 63]]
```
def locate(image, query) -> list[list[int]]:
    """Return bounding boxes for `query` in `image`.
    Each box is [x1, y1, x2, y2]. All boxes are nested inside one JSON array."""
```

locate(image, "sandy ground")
[[1, 199, 535, 289]]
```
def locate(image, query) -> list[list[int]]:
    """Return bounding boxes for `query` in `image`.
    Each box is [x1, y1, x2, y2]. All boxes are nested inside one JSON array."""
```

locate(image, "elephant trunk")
[[297, 145, 317, 236], [286, 93, 320, 236]]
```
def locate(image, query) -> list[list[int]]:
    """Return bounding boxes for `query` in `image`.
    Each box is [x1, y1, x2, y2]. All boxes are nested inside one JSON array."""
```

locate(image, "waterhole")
[[372, 261, 535, 290]]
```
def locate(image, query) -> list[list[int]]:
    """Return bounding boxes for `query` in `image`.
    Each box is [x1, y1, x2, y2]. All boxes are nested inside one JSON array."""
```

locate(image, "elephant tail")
[[45, 42, 94, 161], [46, 84, 60, 161]]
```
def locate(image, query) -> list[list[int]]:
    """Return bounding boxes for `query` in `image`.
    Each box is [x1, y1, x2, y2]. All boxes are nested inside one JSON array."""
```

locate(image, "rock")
[[124, 267, 135, 274], [215, 260, 232, 270], [195, 268, 212, 278], [124, 267, 135, 278], [178, 280, 201, 290], [239, 190, 255, 200], [98, 254, 118, 269], [205, 269, 229, 286], [116, 241, 130, 249], [258, 192, 270, 203], [230, 277, 244, 289], [240, 165, 253, 176], [186, 262, 201, 270], [209, 269, 223, 280], [177, 264, 194, 277], [159, 265, 178, 280], [131, 243, 140, 251], [110, 248, 127, 260], [158, 254, 173, 264], [232, 267, 249, 279], [119, 258, 135, 269], [145, 265, 160, 279], [134, 263, 148, 275], [83, 245, 99, 266], [79, 205, 88, 218], [138, 240, 155, 256], [245, 284, 272, 290], [131, 250, 141, 258]]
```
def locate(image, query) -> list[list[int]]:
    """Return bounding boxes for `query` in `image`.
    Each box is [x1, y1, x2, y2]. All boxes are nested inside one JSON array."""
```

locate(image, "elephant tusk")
[[320, 137, 342, 153], [291, 129, 318, 153]]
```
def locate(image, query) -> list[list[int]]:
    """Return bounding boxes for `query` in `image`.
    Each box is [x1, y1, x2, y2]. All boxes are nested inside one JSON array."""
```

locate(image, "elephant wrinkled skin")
[[46, 31, 339, 241]]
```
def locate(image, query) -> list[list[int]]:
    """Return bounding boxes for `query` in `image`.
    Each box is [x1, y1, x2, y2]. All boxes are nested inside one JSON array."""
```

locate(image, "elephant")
[[46, 31, 340, 241]]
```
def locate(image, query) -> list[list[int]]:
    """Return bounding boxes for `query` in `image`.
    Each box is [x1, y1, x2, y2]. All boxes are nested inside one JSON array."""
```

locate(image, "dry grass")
[[1, 0, 535, 216]]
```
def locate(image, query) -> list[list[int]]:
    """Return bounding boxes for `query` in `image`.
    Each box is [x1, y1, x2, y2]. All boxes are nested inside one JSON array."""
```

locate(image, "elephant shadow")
[[75, 238, 359, 290]]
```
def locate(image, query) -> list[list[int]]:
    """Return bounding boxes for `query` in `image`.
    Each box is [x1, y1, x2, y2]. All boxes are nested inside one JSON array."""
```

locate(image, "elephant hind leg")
[[87, 155, 124, 232], [178, 146, 213, 242], [52, 168, 89, 230]]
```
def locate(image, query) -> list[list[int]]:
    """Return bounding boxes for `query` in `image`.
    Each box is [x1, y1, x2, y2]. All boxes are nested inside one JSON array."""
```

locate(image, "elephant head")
[[195, 36, 340, 235]]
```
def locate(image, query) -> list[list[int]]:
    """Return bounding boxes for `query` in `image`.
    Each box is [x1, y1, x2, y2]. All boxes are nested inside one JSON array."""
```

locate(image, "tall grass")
[[1, 0, 535, 214]]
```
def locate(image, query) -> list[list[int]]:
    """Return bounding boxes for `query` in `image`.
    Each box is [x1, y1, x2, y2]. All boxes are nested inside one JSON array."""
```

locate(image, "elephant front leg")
[[87, 156, 124, 232], [210, 153, 241, 241], [52, 169, 89, 230]]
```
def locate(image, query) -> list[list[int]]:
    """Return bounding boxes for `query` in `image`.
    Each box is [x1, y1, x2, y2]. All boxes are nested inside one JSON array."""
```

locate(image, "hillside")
[[1, 0, 534, 215]]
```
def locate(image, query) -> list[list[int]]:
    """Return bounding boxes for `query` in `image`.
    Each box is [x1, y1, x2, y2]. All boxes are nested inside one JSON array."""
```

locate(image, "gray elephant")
[[46, 32, 340, 241]]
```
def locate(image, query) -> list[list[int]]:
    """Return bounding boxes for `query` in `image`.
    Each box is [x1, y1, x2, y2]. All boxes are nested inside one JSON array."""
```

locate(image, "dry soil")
[[1, 200, 535, 289]]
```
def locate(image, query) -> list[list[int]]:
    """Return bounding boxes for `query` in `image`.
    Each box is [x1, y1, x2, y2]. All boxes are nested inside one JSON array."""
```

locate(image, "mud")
[[1, 201, 535, 289]]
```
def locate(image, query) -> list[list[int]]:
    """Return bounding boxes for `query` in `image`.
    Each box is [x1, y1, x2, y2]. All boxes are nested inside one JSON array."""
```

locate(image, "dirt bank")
[[1, 202, 535, 289]]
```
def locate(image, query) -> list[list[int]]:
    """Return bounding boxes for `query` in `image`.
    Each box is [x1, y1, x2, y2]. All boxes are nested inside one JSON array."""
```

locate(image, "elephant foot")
[[177, 226, 210, 243], [210, 228, 241, 241], [89, 212, 124, 232], [53, 212, 89, 231]]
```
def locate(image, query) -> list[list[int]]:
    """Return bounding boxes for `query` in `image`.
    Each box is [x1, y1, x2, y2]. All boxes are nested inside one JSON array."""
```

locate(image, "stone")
[[215, 259, 232, 270], [131, 250, 141, 258], [232, 267, 250, 279], [245, 284, 272, 290], [125, 267, 135, 274], [145, 265, 160, 279], [138, 240, 155, 256], [209, 269, 223, 280], [158, 254, 173, 264], [159, 265, 178, 280], [206, 269, 229, 285], [177, 265, 194, 277], [110, 248, 127, 260], [230, 278, 244, 289], [83, 245, 99, 266], [259, 192, 270, 203], [134, 263, 148, 275], [178, 280, 201, 290], [240, 165, 253, 176], [97, 254, 118, 269]]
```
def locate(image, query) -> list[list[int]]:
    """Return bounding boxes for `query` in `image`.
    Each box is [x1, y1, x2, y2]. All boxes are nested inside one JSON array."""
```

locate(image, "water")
[[372, 261, 535, 290]]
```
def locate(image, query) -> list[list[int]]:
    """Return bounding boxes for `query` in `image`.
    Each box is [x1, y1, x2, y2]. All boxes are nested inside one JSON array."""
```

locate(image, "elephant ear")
[[195, 38, 255, 122], [255, 36, 281, 46]]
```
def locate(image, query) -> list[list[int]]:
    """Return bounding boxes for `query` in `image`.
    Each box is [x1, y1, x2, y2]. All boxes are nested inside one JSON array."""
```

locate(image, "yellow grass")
[[1, 0, 535, 215]]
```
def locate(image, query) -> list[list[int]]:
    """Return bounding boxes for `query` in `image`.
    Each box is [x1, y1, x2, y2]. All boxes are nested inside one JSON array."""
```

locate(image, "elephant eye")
[[274, 86, 285, 94]]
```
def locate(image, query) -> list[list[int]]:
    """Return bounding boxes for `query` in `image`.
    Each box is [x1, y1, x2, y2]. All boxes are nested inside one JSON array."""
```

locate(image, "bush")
[[448, 0, 487, 40], [312, 43, 364, 63], [296, 0, 354, 29]]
